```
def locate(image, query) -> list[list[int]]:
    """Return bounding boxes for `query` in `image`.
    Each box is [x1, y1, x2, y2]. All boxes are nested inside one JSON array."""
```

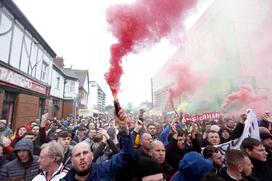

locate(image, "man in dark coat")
[[218, 149, 255, 181], [0, 138, 39, 181], [241, 137, 272, 181]]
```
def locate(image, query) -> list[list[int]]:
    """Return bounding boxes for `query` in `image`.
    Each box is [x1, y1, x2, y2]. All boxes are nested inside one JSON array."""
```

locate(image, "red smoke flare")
[[222, 85, 267, 109], [165, 61, 204, 107], [105, 0, 197, 98], [222, 85, 271, 117]]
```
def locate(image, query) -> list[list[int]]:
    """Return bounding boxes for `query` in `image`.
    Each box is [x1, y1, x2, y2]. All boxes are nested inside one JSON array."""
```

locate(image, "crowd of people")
[[0, 106, 272, 181]]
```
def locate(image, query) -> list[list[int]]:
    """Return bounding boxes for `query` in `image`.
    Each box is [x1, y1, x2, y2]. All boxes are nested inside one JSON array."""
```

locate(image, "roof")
[[62, 68, 79, 80], [52, 64, 78, 80], [63, 68, 89, 87], [71, 69, 89, 88]]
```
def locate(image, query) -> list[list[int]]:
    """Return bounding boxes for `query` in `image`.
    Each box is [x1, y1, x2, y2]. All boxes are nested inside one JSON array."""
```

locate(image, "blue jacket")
[[61, 132, 133, 181], [170, 151, 213, 181], [160, 124, 183, 146]]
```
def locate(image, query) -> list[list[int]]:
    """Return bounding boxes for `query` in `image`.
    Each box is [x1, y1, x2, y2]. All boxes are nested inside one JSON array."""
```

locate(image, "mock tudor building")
[[0, 1, 87, 129], [0, 0, 55, 128]]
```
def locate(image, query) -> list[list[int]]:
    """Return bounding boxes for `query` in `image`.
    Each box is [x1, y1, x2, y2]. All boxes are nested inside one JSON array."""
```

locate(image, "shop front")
[[0, 64, 49, 129]]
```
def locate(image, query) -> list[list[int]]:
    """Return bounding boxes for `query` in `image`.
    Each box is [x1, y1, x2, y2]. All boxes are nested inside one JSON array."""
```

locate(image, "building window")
[[56, 77, 60, 90], [70, 81, 75, 92], [41, 61, 48, 81]]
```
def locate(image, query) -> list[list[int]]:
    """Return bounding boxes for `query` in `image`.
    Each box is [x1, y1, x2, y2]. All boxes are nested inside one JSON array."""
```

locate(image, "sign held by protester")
[[218, 109, 260, 153]]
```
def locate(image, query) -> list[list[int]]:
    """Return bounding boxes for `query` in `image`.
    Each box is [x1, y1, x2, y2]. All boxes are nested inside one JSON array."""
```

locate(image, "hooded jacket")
[[170, 151, 213, 181], [0, 138, 39, 181]]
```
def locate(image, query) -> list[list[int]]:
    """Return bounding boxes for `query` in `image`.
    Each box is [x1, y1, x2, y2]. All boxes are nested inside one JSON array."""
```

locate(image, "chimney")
[[54, 57, 64, 68]]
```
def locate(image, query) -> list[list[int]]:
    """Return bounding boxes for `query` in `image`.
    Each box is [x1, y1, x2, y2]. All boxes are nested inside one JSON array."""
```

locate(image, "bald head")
[[140, 132, 153, 150], [71, 142, 93, 177], [149, 140, 165, 164], [72, 142, 91, 156], [150, 140, 164, 150]]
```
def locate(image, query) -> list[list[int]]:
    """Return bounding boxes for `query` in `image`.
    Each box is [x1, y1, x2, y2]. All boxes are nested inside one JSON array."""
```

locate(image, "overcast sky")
[[13, 0, 213, 106]]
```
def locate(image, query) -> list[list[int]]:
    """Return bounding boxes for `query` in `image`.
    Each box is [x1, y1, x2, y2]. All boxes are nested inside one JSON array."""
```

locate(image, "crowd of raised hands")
[[0, 106, 272, 181]]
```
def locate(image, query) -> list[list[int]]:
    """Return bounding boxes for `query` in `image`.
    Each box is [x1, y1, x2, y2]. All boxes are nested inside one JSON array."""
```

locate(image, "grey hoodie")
[[0, 138, 40, 181]]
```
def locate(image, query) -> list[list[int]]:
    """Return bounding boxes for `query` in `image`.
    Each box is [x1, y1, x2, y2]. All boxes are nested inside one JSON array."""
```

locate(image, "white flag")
[[218, 109, 260, 153]]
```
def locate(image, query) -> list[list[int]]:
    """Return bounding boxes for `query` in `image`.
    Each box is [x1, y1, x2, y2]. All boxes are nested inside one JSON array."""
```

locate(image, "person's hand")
[[189, 123, 198, 139], [134, 120, 143, 133], [97, 128, 110, 141], [41, 113, 49, 127], [240, 114, 247, 124], [169, 120, 178, 139], [165, 117, 172, 126], [115, 109, 130, 134], [262, 113, 272, 123]]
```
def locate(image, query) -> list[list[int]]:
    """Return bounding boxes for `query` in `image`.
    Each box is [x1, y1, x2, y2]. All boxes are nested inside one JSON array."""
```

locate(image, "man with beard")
[[32, 141, 69, 181], [61, 109, 133, 181], [218, 149, 254, 181], [203, 146, 223, 174]]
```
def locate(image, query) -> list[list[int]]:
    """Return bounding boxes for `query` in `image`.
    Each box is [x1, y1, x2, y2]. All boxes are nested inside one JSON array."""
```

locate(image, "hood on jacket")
[[171, 151, 213, 181], [14, 126, 29, 139], [14, 138, 33, 156]]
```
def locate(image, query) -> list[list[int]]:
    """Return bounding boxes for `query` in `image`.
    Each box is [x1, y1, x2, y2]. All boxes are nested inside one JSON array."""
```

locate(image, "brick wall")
[[13, 94, 39, 129]]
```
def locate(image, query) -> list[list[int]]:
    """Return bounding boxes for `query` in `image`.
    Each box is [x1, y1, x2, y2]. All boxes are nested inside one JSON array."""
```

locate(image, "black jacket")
[[162, 161, 175, 181], [250, 157, 272, 181], [165, 136, 200, 170], [218, 167, 259, 181]]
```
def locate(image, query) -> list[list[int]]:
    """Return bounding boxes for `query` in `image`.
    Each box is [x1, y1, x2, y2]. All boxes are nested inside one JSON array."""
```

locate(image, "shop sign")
[[0, 66, 46, 94]]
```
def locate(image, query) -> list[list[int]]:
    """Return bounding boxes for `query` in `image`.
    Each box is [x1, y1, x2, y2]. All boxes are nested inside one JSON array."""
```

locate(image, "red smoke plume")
[[166, 61, 204, 107], [222, 85, 267, 109], [105, 0, 197, 98], [222, 85, 271, 117]]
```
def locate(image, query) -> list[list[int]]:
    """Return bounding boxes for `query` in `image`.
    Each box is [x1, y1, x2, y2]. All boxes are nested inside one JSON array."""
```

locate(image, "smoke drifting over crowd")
[[221, 85, 271, 116], [105, 0, 197, 98], [165, 61, 204, 107], [163, 0, 272, 115], [105, 0, 272, 116]]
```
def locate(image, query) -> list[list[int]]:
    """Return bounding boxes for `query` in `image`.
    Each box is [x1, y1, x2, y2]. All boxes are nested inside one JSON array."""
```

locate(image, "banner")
[[218, 109, 260, 154], [184, 112, 220, 122]]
